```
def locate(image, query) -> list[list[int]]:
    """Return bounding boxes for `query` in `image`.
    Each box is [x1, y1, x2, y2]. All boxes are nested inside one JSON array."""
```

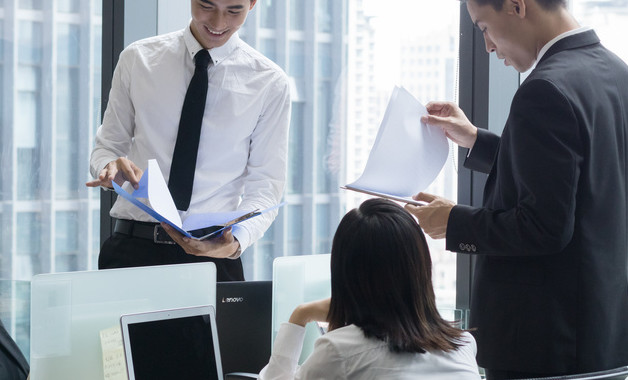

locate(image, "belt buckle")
[[153, 225, 176, 245]]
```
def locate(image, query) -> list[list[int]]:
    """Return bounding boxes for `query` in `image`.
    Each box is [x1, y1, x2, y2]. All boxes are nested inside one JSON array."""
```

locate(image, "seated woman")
[[259, 198, 480, 379]]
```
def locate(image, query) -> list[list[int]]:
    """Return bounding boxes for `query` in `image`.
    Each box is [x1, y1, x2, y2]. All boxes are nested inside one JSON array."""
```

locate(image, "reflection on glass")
[[93, 0, 102, 16], [316, 82, 332, 193], [317, 43, 332, 79], [56, 67, 80, 199], [0, 20, 4, 61], [16, 213, 42, 277], [259, 0, 276, 28], [288, 103, 304, 194], [315, 204, 331, 254], [260, 38, 276, 62], [288, 41, 305, 77], [317, 0, 332, 33], [289, 0, 305, 31], [245, 223, 276, 279], [2, 2, 102, 281], [55, 211, 79, 272], [19, 0, 42, 9], [57, 23, 80, 66], [92, 210, 100, 263], [16, 67, 41, 201], [18, 21, 42, 64], [57, 0, 79, 13], [287, 205, 303, 255]]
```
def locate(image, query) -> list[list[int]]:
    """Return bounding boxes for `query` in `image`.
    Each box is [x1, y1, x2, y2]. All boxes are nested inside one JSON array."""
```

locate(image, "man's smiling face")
[[190, 0, 257, 49]]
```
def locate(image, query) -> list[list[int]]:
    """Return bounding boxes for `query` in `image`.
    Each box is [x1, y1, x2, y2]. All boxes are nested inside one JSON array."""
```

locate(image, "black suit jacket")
[[447, 30, 628, 373], [0, 320, 29, 380]]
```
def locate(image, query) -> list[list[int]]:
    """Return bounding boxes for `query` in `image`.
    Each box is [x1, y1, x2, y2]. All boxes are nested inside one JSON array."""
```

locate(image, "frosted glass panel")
[[272, 254, 330, 364], [30, 263, 217, 380]]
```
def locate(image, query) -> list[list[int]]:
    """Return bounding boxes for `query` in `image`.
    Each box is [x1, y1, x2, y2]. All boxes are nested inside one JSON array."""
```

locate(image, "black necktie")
[[168, 49, 211, 211]]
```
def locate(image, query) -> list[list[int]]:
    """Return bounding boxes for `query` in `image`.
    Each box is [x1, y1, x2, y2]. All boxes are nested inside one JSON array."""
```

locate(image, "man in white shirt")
[[405, 0, 628, 378], [87, 0, 291, 281]]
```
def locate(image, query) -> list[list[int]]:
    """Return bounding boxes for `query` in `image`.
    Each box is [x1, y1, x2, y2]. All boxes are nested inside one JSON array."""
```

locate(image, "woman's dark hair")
[[327, 198, 465, 353], [463, 0, 567, 11]]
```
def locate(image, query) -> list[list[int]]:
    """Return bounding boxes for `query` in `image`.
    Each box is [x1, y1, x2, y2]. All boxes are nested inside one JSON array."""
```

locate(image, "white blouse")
[[258, 323, 481, 380]]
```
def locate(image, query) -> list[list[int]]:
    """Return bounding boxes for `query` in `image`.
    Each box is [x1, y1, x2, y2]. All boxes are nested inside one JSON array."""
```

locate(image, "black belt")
[[113, 219, 220, 244]]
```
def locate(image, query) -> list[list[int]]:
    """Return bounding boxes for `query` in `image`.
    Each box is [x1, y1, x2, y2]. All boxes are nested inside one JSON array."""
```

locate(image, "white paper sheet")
[[113, 159, 283, 238], [347, 86, 449, 197]]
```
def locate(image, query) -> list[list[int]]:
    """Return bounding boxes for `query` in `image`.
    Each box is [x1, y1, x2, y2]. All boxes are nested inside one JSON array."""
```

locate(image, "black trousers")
[[485, 368, 570, 380], [99, 232, 244, 282]]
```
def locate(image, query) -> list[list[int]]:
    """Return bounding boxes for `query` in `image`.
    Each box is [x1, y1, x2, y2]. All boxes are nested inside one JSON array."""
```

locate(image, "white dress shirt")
[[259, 323, 481, 380], [90, 25, 291, 254]]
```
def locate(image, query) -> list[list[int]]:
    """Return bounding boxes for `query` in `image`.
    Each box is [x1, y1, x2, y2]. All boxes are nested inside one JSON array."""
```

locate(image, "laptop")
[[216, 281, 272, 375], [120, 305, 223, 380]]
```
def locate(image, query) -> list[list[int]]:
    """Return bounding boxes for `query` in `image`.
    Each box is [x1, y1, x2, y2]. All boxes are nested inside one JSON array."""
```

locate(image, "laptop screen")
[[121, 305, 223, 380]]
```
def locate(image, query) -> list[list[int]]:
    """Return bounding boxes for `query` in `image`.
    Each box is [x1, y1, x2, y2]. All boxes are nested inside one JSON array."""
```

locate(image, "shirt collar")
[[183, 22, 241, 66], [536, 26, 592, 64]]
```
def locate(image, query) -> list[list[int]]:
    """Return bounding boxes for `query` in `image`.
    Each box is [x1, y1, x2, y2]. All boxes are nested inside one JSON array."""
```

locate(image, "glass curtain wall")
[[241, 0, 461, 309], [0, 0, 102, 357]]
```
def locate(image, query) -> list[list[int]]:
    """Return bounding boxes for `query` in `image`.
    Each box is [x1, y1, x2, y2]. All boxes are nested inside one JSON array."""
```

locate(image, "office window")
[[260, 38, 276, 62], [16, 213, 42, 278], [259, 0, 276, 29], [16, 67, 42, 201], [287, 205, 303, 255], [317, 0, 332, 33], [572, 0, 628, 64], [236, 1, 461, 303], [289, 0, 305, 31], [315, 81, 332, 194], [56, 24, 81, 200], [288, 103, 304, 194], [288, 40, 305, 78], [315, 204, 332, 254], [57, 0, 79, 13], [1, 2, 103, 281], [251, 223, 276, 279], [55, 211, 79, 272], [19, 0, 42, 9], [92, 209, 100, 264]]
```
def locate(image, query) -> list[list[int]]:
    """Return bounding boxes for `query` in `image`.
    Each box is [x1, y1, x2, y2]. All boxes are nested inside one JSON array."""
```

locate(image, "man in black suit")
[[0, 319, 29, 380], [405, 0, 628, 378]]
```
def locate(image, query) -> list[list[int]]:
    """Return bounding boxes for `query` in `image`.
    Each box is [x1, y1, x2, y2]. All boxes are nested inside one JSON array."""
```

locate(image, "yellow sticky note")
[[99, 325, 129, 380]]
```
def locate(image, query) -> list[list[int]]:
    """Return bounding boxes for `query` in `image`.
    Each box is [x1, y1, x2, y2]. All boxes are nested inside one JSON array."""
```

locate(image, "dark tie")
[[168, 49, 211, 211]]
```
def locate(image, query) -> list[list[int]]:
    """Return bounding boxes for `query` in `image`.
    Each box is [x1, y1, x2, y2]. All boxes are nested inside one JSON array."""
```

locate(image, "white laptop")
[[120, 305, 223, 380]]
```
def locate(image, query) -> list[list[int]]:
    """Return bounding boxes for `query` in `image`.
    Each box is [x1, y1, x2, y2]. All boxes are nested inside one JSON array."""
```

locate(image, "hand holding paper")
[[113, 159, 284, 240], [344, 86, 449, 204]]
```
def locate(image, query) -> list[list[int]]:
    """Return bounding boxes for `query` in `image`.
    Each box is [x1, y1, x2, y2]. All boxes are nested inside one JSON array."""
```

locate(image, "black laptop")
[[216, 281, 272, 376]]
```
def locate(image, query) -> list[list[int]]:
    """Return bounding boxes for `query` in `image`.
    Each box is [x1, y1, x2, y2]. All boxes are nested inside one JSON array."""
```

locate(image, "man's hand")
[[422, 101, 478, 149], [288, 298, 331, 328], [405, 192, 455, 240], [85, 157, 143, 190], [161, 223, 241, 259]]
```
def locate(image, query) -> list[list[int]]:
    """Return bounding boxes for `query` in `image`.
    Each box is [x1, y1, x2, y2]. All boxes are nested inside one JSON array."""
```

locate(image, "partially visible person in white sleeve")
[[258, 198, 481, 380]]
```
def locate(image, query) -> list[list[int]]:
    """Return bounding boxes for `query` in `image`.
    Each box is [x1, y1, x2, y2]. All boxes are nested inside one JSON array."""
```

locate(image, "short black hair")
[[327, 199, 466, 353], [462, 0, 567, 11]]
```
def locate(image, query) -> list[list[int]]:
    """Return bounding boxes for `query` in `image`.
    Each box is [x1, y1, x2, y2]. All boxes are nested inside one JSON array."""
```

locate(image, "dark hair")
[[462, 0, 567, 11], [327, 198, 465, 353]]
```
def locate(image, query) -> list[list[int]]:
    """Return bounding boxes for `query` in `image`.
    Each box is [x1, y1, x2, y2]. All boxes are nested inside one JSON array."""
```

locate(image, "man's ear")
[[249, 0, 258, 10], [509, 0, 526, 18]]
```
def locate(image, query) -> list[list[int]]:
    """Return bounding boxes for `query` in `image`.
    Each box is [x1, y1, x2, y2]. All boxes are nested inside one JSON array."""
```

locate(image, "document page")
[[346, 86, 448, 199], [113, 159, 283, 238]]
